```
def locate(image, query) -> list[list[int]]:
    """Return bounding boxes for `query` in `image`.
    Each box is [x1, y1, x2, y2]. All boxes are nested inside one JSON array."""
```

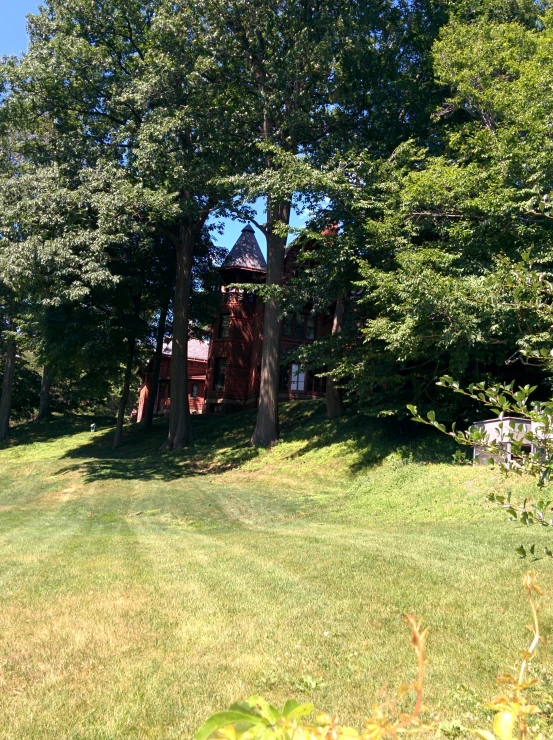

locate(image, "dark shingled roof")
[[222, 225, 266, 271]]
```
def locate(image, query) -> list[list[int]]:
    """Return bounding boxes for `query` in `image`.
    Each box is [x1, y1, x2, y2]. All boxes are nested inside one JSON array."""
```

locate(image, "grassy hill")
[[0, 402, 550, 739]]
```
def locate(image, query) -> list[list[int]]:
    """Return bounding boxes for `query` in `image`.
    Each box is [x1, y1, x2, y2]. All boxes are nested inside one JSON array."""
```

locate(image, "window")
[[309, 371, 326, 393], [191, 383, 198, 399], [213, 358, 226, 389], [306, 315, 316, 340], [283, 314, 293, 337], [294, 312, 304, 339], [290, 363, 305, 392], [219, 314, 230, 338], [282, 313, 316, 341]]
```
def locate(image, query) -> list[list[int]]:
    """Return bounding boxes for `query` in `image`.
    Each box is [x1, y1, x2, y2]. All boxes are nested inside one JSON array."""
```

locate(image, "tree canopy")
[[1, 0, 552, 441]]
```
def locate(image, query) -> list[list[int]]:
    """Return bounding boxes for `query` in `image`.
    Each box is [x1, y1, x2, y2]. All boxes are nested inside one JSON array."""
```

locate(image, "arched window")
[[191, 383, 198, 399]]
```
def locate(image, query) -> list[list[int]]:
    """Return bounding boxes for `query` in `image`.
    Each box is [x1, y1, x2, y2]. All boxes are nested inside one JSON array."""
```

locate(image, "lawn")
[[0, 402, 550, 739]]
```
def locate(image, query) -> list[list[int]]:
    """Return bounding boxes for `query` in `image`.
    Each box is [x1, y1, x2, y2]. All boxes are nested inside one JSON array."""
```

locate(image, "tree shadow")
[[273, 402, 458, 472], [51, 401, 457, 484], [1, 414, 114, 449], [57, 410, 262, 482]]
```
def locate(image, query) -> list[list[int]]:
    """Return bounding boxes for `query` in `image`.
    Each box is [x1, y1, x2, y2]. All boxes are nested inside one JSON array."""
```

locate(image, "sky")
[[0, 0, 307, 256], [0, 1, 39, 57]]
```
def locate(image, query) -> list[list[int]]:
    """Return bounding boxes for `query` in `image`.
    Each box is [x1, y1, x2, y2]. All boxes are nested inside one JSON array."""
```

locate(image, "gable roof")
[[162, 338, 209, 361], [188, 339, 209, 361], [221, 225, 266, 271]]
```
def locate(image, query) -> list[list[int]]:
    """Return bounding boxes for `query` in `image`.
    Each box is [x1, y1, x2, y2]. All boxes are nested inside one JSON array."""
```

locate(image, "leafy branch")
[[407, 377, 553, 557]]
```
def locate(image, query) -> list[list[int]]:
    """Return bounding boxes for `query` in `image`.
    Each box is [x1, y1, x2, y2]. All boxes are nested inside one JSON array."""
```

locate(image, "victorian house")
[[136, 224, 329, 419]]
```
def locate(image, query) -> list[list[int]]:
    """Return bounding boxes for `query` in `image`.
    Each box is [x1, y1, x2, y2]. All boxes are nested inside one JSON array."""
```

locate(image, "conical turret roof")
[[221, 225, 266, 271]]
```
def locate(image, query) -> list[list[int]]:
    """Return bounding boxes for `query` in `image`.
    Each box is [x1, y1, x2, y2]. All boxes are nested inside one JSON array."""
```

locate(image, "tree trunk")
[[37, 364, 51, 421], [166, 223, 195, 450], [144, 303, 168, 430], [113, 334, 137, 449], [250, 197, 290, 447], [0, 336, 16, 443], [325, 299, 345, 419]]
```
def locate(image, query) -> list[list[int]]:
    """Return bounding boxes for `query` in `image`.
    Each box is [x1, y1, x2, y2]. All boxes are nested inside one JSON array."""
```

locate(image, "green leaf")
[[473, 731, 496, 740], [493, 710, 516, 740], [282, 700, 300, 717], [283, 701, 314, 720], [247, 697, 281, 725], [195, 711, 261, 740]]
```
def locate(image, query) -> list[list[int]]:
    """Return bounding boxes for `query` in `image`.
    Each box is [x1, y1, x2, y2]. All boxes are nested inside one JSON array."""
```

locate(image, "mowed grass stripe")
[[0, 403, 549, 738]]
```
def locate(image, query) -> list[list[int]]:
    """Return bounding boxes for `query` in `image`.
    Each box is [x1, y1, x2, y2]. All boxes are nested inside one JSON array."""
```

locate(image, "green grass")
[[0, 402, 551, 739]]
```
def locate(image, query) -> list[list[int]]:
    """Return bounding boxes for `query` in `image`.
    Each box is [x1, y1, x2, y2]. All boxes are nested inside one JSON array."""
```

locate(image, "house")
[[136, 224, 331, 419], [136, 338, 209, 420], [206, 225, 330, 413]]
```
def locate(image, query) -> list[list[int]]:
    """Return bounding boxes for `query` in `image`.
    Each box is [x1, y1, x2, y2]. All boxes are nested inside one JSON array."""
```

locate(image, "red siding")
[[136, 355, 208, 421]]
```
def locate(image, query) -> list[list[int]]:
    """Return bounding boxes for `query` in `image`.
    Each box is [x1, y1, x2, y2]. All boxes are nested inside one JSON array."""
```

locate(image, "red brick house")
[[137, 224, 330, 418], [136, 338, 208, 420]]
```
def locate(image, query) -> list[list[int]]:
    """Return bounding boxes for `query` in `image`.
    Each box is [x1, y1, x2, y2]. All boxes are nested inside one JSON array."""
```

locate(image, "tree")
[[0, 298, 17, 442], [302, 2, 553, 419], [37, 365, 51, 421], [199, 0, 447, 445], [3, 0, 237, 448], [406, 257, 553, 554]]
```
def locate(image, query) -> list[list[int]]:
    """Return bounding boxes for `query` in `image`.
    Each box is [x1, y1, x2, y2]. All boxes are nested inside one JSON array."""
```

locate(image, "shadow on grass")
[[37, 401, 459, 484], [1, 414, 115, 449]]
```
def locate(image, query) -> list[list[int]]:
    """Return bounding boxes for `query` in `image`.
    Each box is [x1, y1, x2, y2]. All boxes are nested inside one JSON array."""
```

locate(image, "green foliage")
[[279, 1, 553, 421], [3, 356, 41, 421]]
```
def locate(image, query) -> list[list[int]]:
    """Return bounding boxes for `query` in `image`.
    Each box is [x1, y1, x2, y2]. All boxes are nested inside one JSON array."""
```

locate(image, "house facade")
[[136, 225, 330, 419], [136, 339, 209, 419]]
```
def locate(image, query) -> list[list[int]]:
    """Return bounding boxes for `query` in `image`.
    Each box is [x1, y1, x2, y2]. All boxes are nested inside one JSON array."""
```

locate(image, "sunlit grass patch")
[[0, 402, 549, 739]]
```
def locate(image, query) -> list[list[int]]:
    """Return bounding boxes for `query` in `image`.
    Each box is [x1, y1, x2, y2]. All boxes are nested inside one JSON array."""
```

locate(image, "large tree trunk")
[[250, 197, 290, 447], [144, 303, 168, 430], [113, 334, 137, 449], [0, 336, 16, 443], [37, 364, 51, 421], [325, 298, 345, 419], [166, 223, 195, 450]]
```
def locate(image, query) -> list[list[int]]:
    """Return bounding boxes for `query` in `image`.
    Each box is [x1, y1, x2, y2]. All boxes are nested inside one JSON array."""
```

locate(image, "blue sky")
[[0, 1, 39, 57], [0, 1, 308, 255]]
